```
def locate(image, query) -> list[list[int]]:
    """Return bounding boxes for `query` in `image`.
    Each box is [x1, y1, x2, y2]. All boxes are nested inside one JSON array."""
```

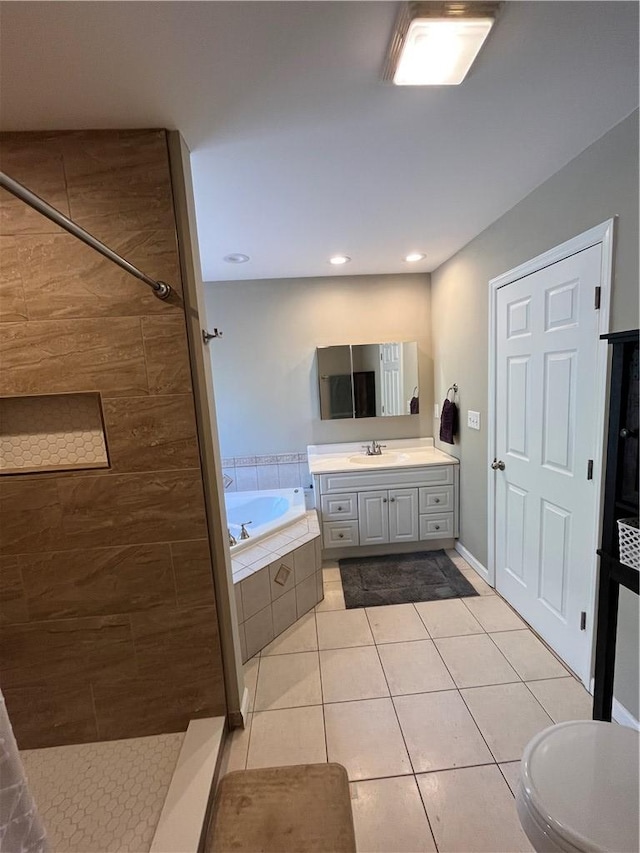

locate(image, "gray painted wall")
[[205, 273, 433, 456], [430, 111, 639, 719]]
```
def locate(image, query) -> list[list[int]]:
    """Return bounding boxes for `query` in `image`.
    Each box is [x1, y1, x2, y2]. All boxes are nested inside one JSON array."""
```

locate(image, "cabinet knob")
[[434, 524, 440, 530], [434, 498, 440, 503], [338, 533, 344, 539], [390, 497, 395, 502], [382, 498, 388, 503], [337, 506, 343, 511]]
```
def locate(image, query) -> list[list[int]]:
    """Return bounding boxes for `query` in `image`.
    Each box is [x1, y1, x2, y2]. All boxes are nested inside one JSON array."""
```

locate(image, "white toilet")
[[517, 720, 639, 853]]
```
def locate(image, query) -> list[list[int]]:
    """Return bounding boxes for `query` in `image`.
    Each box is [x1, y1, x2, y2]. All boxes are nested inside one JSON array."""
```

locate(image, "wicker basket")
[[617, 518, 639, 570]]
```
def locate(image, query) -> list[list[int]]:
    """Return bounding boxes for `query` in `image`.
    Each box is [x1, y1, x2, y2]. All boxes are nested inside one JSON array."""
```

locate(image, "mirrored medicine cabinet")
[[317, 342, 419, 420]]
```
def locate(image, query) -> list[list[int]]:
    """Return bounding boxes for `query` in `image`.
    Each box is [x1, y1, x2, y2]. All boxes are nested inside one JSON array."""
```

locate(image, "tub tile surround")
[[233, 511, 322, 661], [222, 451, 312, 497]]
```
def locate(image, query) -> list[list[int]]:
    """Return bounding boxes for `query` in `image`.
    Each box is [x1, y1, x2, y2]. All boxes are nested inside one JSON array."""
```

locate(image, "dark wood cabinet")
[[593, 329, 639, 721]]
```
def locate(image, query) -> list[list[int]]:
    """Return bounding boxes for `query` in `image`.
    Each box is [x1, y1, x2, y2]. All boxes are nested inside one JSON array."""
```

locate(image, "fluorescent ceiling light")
[[384, 3, 500, 86], [329, 255, 351, 265]]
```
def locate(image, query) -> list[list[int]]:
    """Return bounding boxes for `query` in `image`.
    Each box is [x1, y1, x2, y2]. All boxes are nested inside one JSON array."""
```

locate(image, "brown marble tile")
[[61, 130, 175, 233], [93, 670, 225, 741], [0, 133, 69, 235], [0, 556, 28, 625], [131, 605, 221, 679], [57, 470, 208, 548], [4, 681, 98, 749], [102, 395, 200, 473], [17, 230, 182, 320], [0, 479, 63, 556], [142, 315, 193, 394], [0, 614, 135, 689], [0, 237, 28, 322], [20, 544, 175, 621], [0, 318, 148, 397], [171, 540, 216, 608]]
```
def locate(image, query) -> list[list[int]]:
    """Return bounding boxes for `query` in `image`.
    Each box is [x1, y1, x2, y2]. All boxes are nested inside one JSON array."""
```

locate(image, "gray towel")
[[439, 399, 458, 444]]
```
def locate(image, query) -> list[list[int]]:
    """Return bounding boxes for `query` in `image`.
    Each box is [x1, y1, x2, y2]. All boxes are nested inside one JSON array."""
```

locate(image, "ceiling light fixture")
[[329, 255, 351, 265], [223, 253, 250, 264], [383, 2, 501, 86], [404, 252, 426, 262]]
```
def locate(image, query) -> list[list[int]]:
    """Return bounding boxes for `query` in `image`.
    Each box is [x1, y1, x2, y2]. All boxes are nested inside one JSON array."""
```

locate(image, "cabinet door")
[[389, 488, 419, 542], [358, 491, 389, 545], [320, 493, 358, 521]]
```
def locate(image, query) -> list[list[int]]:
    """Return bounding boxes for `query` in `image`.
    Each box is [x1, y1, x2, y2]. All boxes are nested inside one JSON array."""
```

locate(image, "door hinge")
[[594, 287, 601, 309], [587, 459, 593, 480], [580, 611, 587, 630]]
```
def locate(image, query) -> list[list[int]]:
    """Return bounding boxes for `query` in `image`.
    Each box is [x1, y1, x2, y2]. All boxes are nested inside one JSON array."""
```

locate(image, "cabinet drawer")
[[319, 465, 453, 493], [419, 513, 454, 540], [419, 486, 454, 514], [323, 521, 360, 548], [321, 493, 358, 521]]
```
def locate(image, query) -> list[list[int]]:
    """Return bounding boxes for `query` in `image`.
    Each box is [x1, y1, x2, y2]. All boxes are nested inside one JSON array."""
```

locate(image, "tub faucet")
[[228, 528, 237, 547], [239, 521, 252, 540], [362, 440, 386, 456]]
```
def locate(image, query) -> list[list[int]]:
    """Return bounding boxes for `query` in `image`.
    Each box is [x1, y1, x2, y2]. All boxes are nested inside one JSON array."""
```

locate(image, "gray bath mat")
[[339, 549, 479, 608]]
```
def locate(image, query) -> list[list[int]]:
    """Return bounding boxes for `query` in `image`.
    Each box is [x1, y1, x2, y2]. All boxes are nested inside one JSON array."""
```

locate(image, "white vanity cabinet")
[[315, 461, 459, 552]]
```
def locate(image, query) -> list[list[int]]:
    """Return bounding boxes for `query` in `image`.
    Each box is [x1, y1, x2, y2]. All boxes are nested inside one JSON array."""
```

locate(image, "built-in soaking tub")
[[225, 487, 306, 553], [225, 488, 322, 662]]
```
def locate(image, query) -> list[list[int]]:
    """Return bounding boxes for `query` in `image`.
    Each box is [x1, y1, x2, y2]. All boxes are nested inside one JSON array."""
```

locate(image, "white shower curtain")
[[0, 691, 50, 853]]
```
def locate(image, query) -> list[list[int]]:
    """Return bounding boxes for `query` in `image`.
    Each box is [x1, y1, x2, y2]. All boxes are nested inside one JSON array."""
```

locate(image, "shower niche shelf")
[[0, 392, 110, 476]]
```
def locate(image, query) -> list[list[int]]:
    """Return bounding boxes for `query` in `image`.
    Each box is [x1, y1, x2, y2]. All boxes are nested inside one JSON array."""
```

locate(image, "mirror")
[[317, 342, 419, 420]]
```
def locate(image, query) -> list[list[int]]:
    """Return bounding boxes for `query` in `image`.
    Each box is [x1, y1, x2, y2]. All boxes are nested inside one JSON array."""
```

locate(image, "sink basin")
[[349, 453, 410, 466]]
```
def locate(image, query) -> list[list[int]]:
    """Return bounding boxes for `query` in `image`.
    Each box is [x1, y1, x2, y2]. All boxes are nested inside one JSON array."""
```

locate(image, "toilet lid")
[[521, 721, 639, 853]]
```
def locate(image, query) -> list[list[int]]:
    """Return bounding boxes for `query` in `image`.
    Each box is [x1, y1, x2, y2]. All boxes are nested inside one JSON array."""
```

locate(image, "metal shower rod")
[[0, 171, 172, 300]]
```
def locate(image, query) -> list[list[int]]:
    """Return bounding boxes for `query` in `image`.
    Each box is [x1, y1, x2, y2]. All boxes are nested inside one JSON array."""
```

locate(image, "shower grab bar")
[[0, 171, 172, 300]]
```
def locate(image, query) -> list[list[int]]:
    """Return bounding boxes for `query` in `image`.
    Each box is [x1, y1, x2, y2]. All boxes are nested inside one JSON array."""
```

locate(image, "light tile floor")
[[220, 549, 593, 852]]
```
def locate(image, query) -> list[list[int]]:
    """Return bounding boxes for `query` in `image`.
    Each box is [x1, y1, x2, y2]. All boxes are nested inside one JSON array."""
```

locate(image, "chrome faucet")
[[228, 528, 237, 547], [239, 521, 252, 540], [362, 440, 387, 456]]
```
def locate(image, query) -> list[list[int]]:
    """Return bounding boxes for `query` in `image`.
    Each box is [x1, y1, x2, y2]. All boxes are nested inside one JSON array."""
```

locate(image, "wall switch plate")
[[434, 403, 440, 419], [467, 410, 481, 430]]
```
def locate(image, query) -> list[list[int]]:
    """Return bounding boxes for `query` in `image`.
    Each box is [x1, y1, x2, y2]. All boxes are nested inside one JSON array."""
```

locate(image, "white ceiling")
[[0, 2, 637, 282]]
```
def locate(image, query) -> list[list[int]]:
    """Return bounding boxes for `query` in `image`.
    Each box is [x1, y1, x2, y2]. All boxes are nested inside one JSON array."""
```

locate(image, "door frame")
[[487, 219, 615, 684]]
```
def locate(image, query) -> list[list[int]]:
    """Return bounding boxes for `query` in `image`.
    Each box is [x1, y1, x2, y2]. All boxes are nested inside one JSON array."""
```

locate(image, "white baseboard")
[[454, 541, 491, 584], [587, 679, 639, 730], [612, 698, 640, 730]]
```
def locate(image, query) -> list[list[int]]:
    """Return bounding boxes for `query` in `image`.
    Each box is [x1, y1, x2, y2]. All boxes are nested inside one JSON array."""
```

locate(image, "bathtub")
[[224, 488, 306, 553]]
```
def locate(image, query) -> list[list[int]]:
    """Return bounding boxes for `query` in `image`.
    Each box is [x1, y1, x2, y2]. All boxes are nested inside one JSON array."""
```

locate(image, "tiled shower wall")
[[0, 130, 226, 748]]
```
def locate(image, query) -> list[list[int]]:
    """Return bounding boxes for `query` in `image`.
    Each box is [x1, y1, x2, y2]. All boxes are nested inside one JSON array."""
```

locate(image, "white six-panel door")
[[380, 343, 403, 416], [494, 244, 603, 682]]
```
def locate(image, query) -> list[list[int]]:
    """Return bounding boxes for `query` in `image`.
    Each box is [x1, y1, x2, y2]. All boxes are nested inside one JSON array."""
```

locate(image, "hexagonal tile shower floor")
[[20, 732, 184, 853]]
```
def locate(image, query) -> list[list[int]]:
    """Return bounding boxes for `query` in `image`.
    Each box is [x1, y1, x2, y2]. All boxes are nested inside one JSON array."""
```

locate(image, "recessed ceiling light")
[[404, 252, 426, 262], [383, 3, 500, 86], [329, 255, 351, 265], [223, 253, 250, 264]]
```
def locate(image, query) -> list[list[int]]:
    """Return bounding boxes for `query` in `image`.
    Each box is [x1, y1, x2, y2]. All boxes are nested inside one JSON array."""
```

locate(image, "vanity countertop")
[[307, 438, 459, 475]]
